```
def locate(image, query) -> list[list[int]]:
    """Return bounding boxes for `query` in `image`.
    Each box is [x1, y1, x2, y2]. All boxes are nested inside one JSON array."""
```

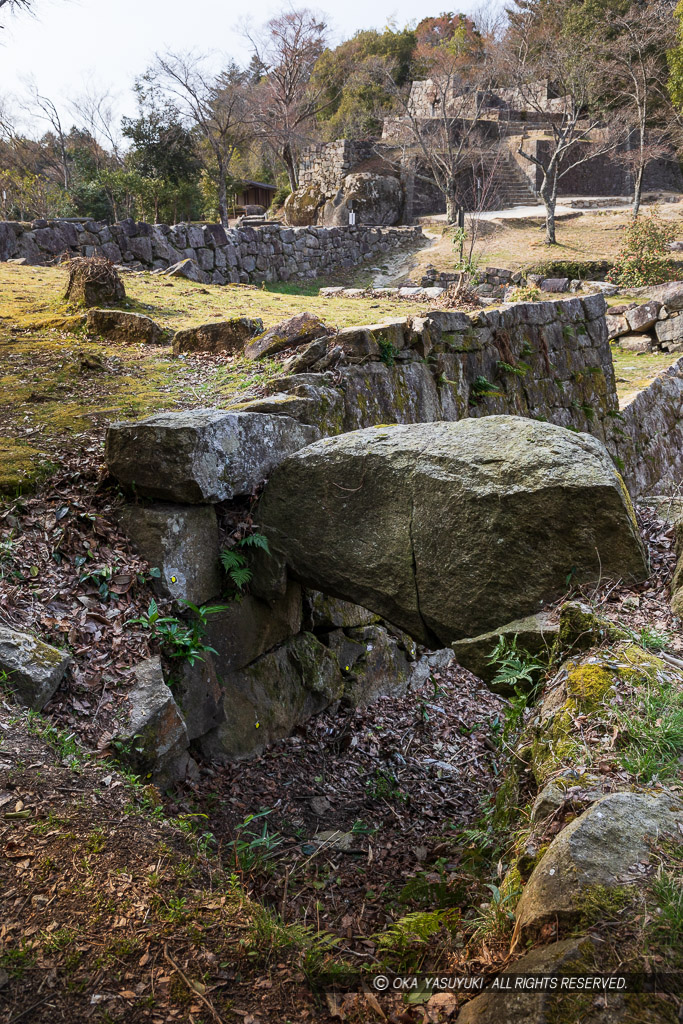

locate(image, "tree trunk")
[[282, 143, 298, 193], [540, 170, 558, 245], [445, 181, 458, 225], [217, 165, 229, 229], [632, 164, 644, 219]]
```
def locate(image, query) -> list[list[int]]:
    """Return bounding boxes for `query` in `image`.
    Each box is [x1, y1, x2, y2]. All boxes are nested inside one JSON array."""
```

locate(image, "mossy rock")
[[515, 791, 683, 940], [555, 600, 628, 657], [0, 438, 55, 496], [283, 184, 326, 226], [524, 643, 676, 786]]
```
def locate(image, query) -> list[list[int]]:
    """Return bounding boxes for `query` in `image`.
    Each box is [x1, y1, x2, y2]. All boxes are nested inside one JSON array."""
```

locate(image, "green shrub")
[[523, 259, 609, 280], [269, 182, 292, 211], [507, 285, 541, 303], [608, 209, 676, 287]]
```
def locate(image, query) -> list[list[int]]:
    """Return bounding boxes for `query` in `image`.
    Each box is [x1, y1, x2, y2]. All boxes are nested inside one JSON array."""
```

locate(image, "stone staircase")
[[494, 156, 541, 207]]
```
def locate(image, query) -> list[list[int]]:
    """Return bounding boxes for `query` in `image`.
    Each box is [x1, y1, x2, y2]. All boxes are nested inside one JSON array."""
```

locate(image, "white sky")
[[1, 0, 499, 139]]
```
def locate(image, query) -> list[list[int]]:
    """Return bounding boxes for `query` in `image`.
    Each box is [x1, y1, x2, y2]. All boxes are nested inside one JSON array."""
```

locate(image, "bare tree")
[[378, 35, 498, 224], [595, 1, 678, 218], [153, 52, 249, 228], [498, 19, 622, 244], [247, 8, 329, 191], [20, 78, 70, 188], [70, 80, 122, 165]]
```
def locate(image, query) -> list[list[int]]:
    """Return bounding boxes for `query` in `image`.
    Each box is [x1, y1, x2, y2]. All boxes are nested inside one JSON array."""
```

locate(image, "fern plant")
[[128, 598, 226, 666], [487, 634, 547, 692], [374, 909, 460, 972], [220, 532, 270, 591]]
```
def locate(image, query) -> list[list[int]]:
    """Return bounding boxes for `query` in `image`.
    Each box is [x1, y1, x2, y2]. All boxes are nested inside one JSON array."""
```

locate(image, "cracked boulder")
[[0, 626, 71, 710], [105, 408, 321, 503], [257, 417, 647, 646]]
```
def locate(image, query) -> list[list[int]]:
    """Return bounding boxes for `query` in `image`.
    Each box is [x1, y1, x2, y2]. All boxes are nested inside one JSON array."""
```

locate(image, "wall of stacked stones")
[[0, 217, 425, 285], [298, 140, 376, 192], [103, 293, 648, 778]]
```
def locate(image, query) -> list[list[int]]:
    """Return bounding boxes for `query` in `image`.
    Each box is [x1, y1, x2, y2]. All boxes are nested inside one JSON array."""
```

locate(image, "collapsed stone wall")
[[0, 217, 425, 285], [99, 292, 683, 780], [101, 293, 640, 775]]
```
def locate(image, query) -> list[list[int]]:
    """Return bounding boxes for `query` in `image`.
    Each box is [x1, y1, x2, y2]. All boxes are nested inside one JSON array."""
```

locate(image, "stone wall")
[[0, 217, 425, 285], [611, 357, 683, 497], [515, 139, 683, 197], [103, 293, 683, 776], [298, 140, 377, 192]]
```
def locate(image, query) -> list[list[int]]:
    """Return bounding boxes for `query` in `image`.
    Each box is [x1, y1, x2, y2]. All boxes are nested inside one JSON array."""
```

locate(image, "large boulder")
[[118, 503, 222, 606], [283, 184, 326, 226], [257, 418, 648, 646], [105, 409, 320, 503], [244, 313, 329, 361], [324, 173, 403, 227], [86, 308, 166, 345], [0, 626, 70, 710], [172, 316, 264, 355], [515, 791, 683, 939]]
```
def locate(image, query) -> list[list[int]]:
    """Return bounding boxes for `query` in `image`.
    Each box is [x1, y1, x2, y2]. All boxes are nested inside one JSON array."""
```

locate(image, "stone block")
[[119, 503, 222, 605], [625, 300, 661, 333], [115, 657, 191, 784], [106, 408, 321, 503], [0, 626, 70, 710]]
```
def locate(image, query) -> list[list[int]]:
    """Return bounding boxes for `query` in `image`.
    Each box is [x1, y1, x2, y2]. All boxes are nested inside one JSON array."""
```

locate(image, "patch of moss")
[[0, 437, 54, 496], [528, 731, 584, 787], [565, 662, 614, 712], [576, 883, 637, 928], [616, 644, 666, 685]]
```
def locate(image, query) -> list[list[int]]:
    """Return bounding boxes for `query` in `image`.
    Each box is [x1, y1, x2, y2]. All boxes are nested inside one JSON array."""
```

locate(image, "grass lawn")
[[0, 263, 437, 495], [0, 247, 680, 496], [416, 200, 683, 275]]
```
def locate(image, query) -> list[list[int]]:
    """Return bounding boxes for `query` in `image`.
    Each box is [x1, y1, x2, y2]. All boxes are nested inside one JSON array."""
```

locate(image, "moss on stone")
[[565, 662, 614, 711], [576, 883, 637, 928], [617, 644, 666, 685]]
